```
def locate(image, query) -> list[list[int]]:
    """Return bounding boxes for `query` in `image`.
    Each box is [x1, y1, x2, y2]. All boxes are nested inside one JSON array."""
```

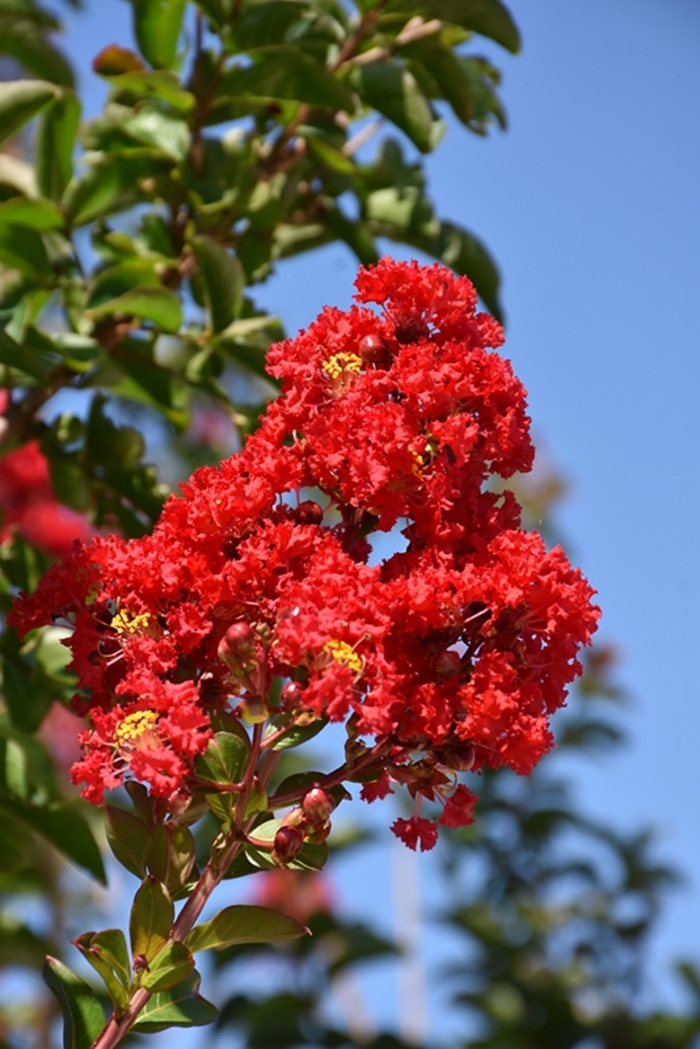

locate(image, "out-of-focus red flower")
[[253, 869, 334, 924]]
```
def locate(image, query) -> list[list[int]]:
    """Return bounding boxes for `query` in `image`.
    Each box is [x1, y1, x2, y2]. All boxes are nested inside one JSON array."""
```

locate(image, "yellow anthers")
[[111, 609, 153, 635], [323, 639, 363, 674], [322, 352, 362, 382], [114, 710, 158, 745]]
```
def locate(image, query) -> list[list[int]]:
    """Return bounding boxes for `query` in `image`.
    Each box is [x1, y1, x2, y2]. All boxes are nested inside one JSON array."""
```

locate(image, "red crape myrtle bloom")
[[10, 259, 600, 849]]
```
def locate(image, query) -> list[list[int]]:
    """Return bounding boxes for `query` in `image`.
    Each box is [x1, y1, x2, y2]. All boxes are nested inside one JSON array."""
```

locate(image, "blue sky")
[[59, 0, 700, 1037]]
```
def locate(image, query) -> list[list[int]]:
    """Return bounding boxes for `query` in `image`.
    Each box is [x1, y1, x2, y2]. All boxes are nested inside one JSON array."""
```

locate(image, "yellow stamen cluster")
[[322, 352, 362, 381], [111, 609, 153, 635], [114, 709, 159, 745], [323, 639, 363, 674]]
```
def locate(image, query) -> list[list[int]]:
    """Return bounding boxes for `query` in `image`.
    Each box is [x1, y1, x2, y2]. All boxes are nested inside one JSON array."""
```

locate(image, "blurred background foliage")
[[0, 1, 699, 1047]]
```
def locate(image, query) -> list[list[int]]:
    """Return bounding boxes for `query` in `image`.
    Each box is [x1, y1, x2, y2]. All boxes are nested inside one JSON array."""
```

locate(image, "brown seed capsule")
[[302, 786, 335, 824], [273, 825, 304, 865], [358, 333, 392, 367], [295, 500, 324, 525]]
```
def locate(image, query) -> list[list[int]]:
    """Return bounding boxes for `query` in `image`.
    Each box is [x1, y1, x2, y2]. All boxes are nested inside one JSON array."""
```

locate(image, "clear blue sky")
[[59, 0, 700, 1037]]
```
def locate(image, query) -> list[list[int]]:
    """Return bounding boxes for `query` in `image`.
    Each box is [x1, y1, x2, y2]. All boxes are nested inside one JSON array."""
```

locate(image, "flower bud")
[[435, 742, 476, 772], [302, 786, 335, 824], [434, 650, 461, 677], [358, 333, 392, 367], [304, 820, 331, 844], [280, 681, 303, 708], [273, 825, 304, 865], [218, 622, 255, 672], [295, 500, 324, 525]]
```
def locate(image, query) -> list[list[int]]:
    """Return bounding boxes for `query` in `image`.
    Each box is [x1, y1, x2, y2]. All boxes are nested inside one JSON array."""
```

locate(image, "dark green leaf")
[[101, 70, 195, 113], [230, 1, 307, 49], [350, 61, 435, 153], [195, 731, 249, 786], [0, 326, 49, 383], [73, 929, 131, 1011], [0, 797, 106, 884], [192, 235, 245, 333], [266, 716, 328, 751], [129, 877, 174, 961], [384, 0, 521, 53], [141, 941, 194, 992], [0, 79, 58, 147], [63, 155, 172, 226], [131, 971, 218, 1032], [88, 286, 182, 332], [121, 105, 191, 162], [0, 16, 75, 87], [220, 46, 353, 111], [129, 0, 188, 70], [186, 905, 308, 953], [0, 222, 51, 278], [0, 195, 64, 229], [43, 957, 106, 1049], [146, 822, 196, 894], [105, 804, 152, 878]]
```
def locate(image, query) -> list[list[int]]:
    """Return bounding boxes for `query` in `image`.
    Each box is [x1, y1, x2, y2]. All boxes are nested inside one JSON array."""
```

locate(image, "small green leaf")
[[0, 80, 58, 147], [186, 905, 309, 954], [141, 942, 194, 992], [36, 92, 80, 201], [0, 327, 49, 384], [129, 877, 174, 962], [129, 0, 188, 69], [195, 731, 249, 787], [73, 930, 131, 1011], [267, 717, 328, 751], [63, 155, 172, 227], [0, 797, 106, 884], [43, 957, 106, 1049], [0, 223, 51, 278], [350, 61, 435, 153], [131, 971, 217, 1033], [105, 805, 153, 878], [102, 71, 195, 113], [88, 286, 182, 332], [220, 46, 354, 111], [146, 822, 196, 894], [121, 105, 191, 162], [192, 235, 245, 333]]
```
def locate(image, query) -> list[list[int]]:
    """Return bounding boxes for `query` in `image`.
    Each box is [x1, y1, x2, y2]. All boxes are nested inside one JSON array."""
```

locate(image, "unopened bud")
[[273, 826, 304, 865], [358, 333, 392, 367], [302, 787, 335, 824], [434, 650, 461, 677], [295, 500, 324, 525], [218, 622, 255, 672], [435, 742, 476, 772], [282, 806, 306, 829], [304, 819, 331, 844], [280, 681, 303, 707]]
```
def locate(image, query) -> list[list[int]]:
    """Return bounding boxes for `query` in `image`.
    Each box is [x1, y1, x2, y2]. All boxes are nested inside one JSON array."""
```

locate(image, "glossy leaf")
[[0, 797, 106, 884], [43, 957, 106, 1049], [35, 92, 80, 201], [0, 196, 64, 229], [73, 929, 131, 1011], [186, 905, 308, 954], [101, 70, 195, 112], [219, 46, 353, 111], [105, 804, 153, 878], [0, 79, 58, 147], [121, 105, 191, 162], [88, 285, 182, 332], [384, 0, 521, 53], [350, 61, 435, 153], [129, 877, 174, 962], [141, 941, 195, 992], [192, 235, 245, 333], [131, 971, 218, 1032], [195, 731, 249, 787], [230, 1, 307, 49], [146, 822, 197, 894], [129, 0, 188, 70]]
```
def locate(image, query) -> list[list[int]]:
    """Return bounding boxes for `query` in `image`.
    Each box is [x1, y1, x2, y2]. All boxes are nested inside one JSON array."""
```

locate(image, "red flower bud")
[[358, 333, 392, 367], [434, 650, 461, 677], [273, 825, 304, 865], [302, 786, 335, 824], [280, 681, 303, 707], [304, 820, 331, 844], [218, 622, 255, 672], [295, 500, 324, 525]]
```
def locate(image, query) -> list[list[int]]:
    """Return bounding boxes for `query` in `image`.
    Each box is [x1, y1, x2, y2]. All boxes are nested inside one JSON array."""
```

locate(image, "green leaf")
[[101, 70, 195, 113], [0, 326, 49, 384], [0, 15, 75, 87], [244, 818, 328, 872], [146, 822, 196, 894], [195, 731, 249, 787], [105, 804, 153, 878], [35, 92, 80, 201], [73, 929, 131, 1011], [88, 286, 182, 333], [131, 971, 217, 1033], [266, 716, 328, 751], [0, 222, 51, 278], [0, 196, 64, 229], [350, 61, 435, 153], [63, 155, 172, 226], [129, 0, 188, 70], [219, 46, 353, 111], [43, 957, 106, 1049], [129, 877, 174, 962], [0, 797, 106, 884], [230, 2, 307, 49], [141, 941, 194, 992], [384, 0, 521, 53], [0, 79, 58, 148], [121, 105, 191, 162], [192, 235, 245, 333], [186, 905, 309, 954]]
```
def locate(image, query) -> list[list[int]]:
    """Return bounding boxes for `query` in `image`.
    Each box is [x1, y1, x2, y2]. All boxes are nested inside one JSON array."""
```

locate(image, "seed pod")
[[273, 825, 304, 865], [302, 786, 335, 824]]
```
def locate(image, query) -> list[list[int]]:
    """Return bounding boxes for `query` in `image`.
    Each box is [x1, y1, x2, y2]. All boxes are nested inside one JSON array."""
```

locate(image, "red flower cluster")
[[10, 259, 599, 848]]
